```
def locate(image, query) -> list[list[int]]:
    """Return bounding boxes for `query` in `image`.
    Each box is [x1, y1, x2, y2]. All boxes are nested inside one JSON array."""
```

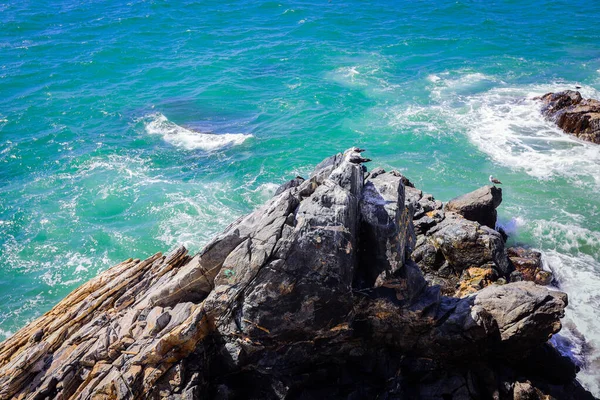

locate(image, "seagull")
[[489, 175, 502, 185]]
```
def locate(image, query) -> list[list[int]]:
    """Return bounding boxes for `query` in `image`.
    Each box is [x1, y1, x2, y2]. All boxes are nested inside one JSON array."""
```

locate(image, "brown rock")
[[508, 247, 553, 285], [455, 266, 498, 298], [538, 90, 600, 144]]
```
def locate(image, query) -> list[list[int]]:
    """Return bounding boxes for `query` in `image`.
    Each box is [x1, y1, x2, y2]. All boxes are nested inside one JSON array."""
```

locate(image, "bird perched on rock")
[[346, 147, 371, 164], [489, 175, 502, 185]]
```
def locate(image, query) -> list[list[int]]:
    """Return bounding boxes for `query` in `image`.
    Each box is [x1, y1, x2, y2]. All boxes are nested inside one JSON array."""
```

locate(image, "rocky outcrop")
[[0, 148, 593, 400], [445, 185, 502, 229], [409, 185, 512, 296], [537, 90, 600, 144]]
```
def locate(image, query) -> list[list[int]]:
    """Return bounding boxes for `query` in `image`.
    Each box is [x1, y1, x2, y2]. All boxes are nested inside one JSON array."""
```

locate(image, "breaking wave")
[[143, 113, 253, 151]]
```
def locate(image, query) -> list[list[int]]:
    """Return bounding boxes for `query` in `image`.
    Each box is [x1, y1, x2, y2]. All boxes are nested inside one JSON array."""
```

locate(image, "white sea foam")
[[510, 218, 600, 396], [496, 215, 526, 237], [387, 104, 452, 135], [242, 182, 279, 205], [327, 56, 400, 97], [415, 72, 600, 395], [528, 219, 600, 257], [143, 113, 252, 151], [543, 250, 600, 396], [155, 184, 242, 251], [429, 71, 499, 101], [0, 329, 13, 340], [423, 75, 600, 189]]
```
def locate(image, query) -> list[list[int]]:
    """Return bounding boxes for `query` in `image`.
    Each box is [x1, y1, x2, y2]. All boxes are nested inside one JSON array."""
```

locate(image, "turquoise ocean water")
[[2, 0, 600, 393]]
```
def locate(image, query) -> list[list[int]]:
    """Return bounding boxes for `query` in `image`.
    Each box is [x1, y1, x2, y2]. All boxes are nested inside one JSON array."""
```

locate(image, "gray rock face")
[[274, 176, 304, 196], [0, 148, 590, 400], [537, 90, 600, 144], [434, 214, 511, 274], [445, 185, 502, 228], [473, 281, 566, 350], [410, 186, 512, 295], [358, 170, 426, 302]]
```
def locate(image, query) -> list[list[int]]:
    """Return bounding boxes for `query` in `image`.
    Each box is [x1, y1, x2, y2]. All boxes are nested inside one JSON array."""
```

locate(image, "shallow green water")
[[1, 0, 600, 392]]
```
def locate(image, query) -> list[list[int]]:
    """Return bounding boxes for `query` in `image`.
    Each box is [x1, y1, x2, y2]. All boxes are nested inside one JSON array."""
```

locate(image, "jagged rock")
[[412, 213, 512, 294], [434, 214, 510, 275], [537, 90, 600, 144], [358, 170, 425, 302], [508, 247, 553, 286], [274, 176, 304, 196], [0, 148, 591, 400], [445, 185, 502, 229], [472, 281, 566, 351]]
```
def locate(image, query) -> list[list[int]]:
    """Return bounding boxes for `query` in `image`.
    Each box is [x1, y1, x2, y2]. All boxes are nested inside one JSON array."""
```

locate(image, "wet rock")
[[508, 247, 553, 285], [537, 90, 600, 144], [535, 270, 553, 286], [445, 185, 502, 228]]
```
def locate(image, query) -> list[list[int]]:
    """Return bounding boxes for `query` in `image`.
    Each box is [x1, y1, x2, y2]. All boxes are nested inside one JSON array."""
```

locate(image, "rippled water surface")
[[1, 0, 600, 393]]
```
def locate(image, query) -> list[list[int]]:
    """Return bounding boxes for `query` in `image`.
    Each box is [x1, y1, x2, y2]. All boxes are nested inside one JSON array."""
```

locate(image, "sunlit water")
[[1, 0, 600, 394]]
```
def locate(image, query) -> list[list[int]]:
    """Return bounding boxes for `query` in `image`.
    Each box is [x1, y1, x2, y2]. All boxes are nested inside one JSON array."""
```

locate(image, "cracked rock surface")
[[0, 148, 593, 400]]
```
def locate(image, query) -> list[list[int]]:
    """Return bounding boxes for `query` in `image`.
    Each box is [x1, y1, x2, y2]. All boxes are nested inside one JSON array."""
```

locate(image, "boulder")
[[273, 176, 304, 196], [445, 185, 502, 229], [537, 90, 600, 144], [455, 266, 498, 298]]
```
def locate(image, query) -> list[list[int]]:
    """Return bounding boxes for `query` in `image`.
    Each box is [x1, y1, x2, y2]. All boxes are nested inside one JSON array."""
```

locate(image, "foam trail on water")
[[143, 113, 252, 151]]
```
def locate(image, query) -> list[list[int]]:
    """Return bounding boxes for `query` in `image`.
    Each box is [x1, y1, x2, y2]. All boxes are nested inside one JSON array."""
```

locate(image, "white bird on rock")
[[489, 175, 502, 185]]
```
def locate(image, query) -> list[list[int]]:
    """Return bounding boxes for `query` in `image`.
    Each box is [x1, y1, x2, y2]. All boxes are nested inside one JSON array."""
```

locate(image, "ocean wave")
[[154, 182, 245, 251], [514, 217, 600, 396], [527, 219, 600, 258], [326, 55, 400, 97], [143, 112, 252, 151], [543, 250, 600, 396]]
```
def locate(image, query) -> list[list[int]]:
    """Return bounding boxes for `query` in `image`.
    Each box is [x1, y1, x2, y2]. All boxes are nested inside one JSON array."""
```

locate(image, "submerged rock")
[[537, 90, 600, 144], [0, 148, 592, 400]]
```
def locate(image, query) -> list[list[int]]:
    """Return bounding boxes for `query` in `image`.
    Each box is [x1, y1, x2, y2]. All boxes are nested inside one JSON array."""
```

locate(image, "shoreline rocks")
[[537, 90, 600, 144], [0, 148, 593, 400]]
